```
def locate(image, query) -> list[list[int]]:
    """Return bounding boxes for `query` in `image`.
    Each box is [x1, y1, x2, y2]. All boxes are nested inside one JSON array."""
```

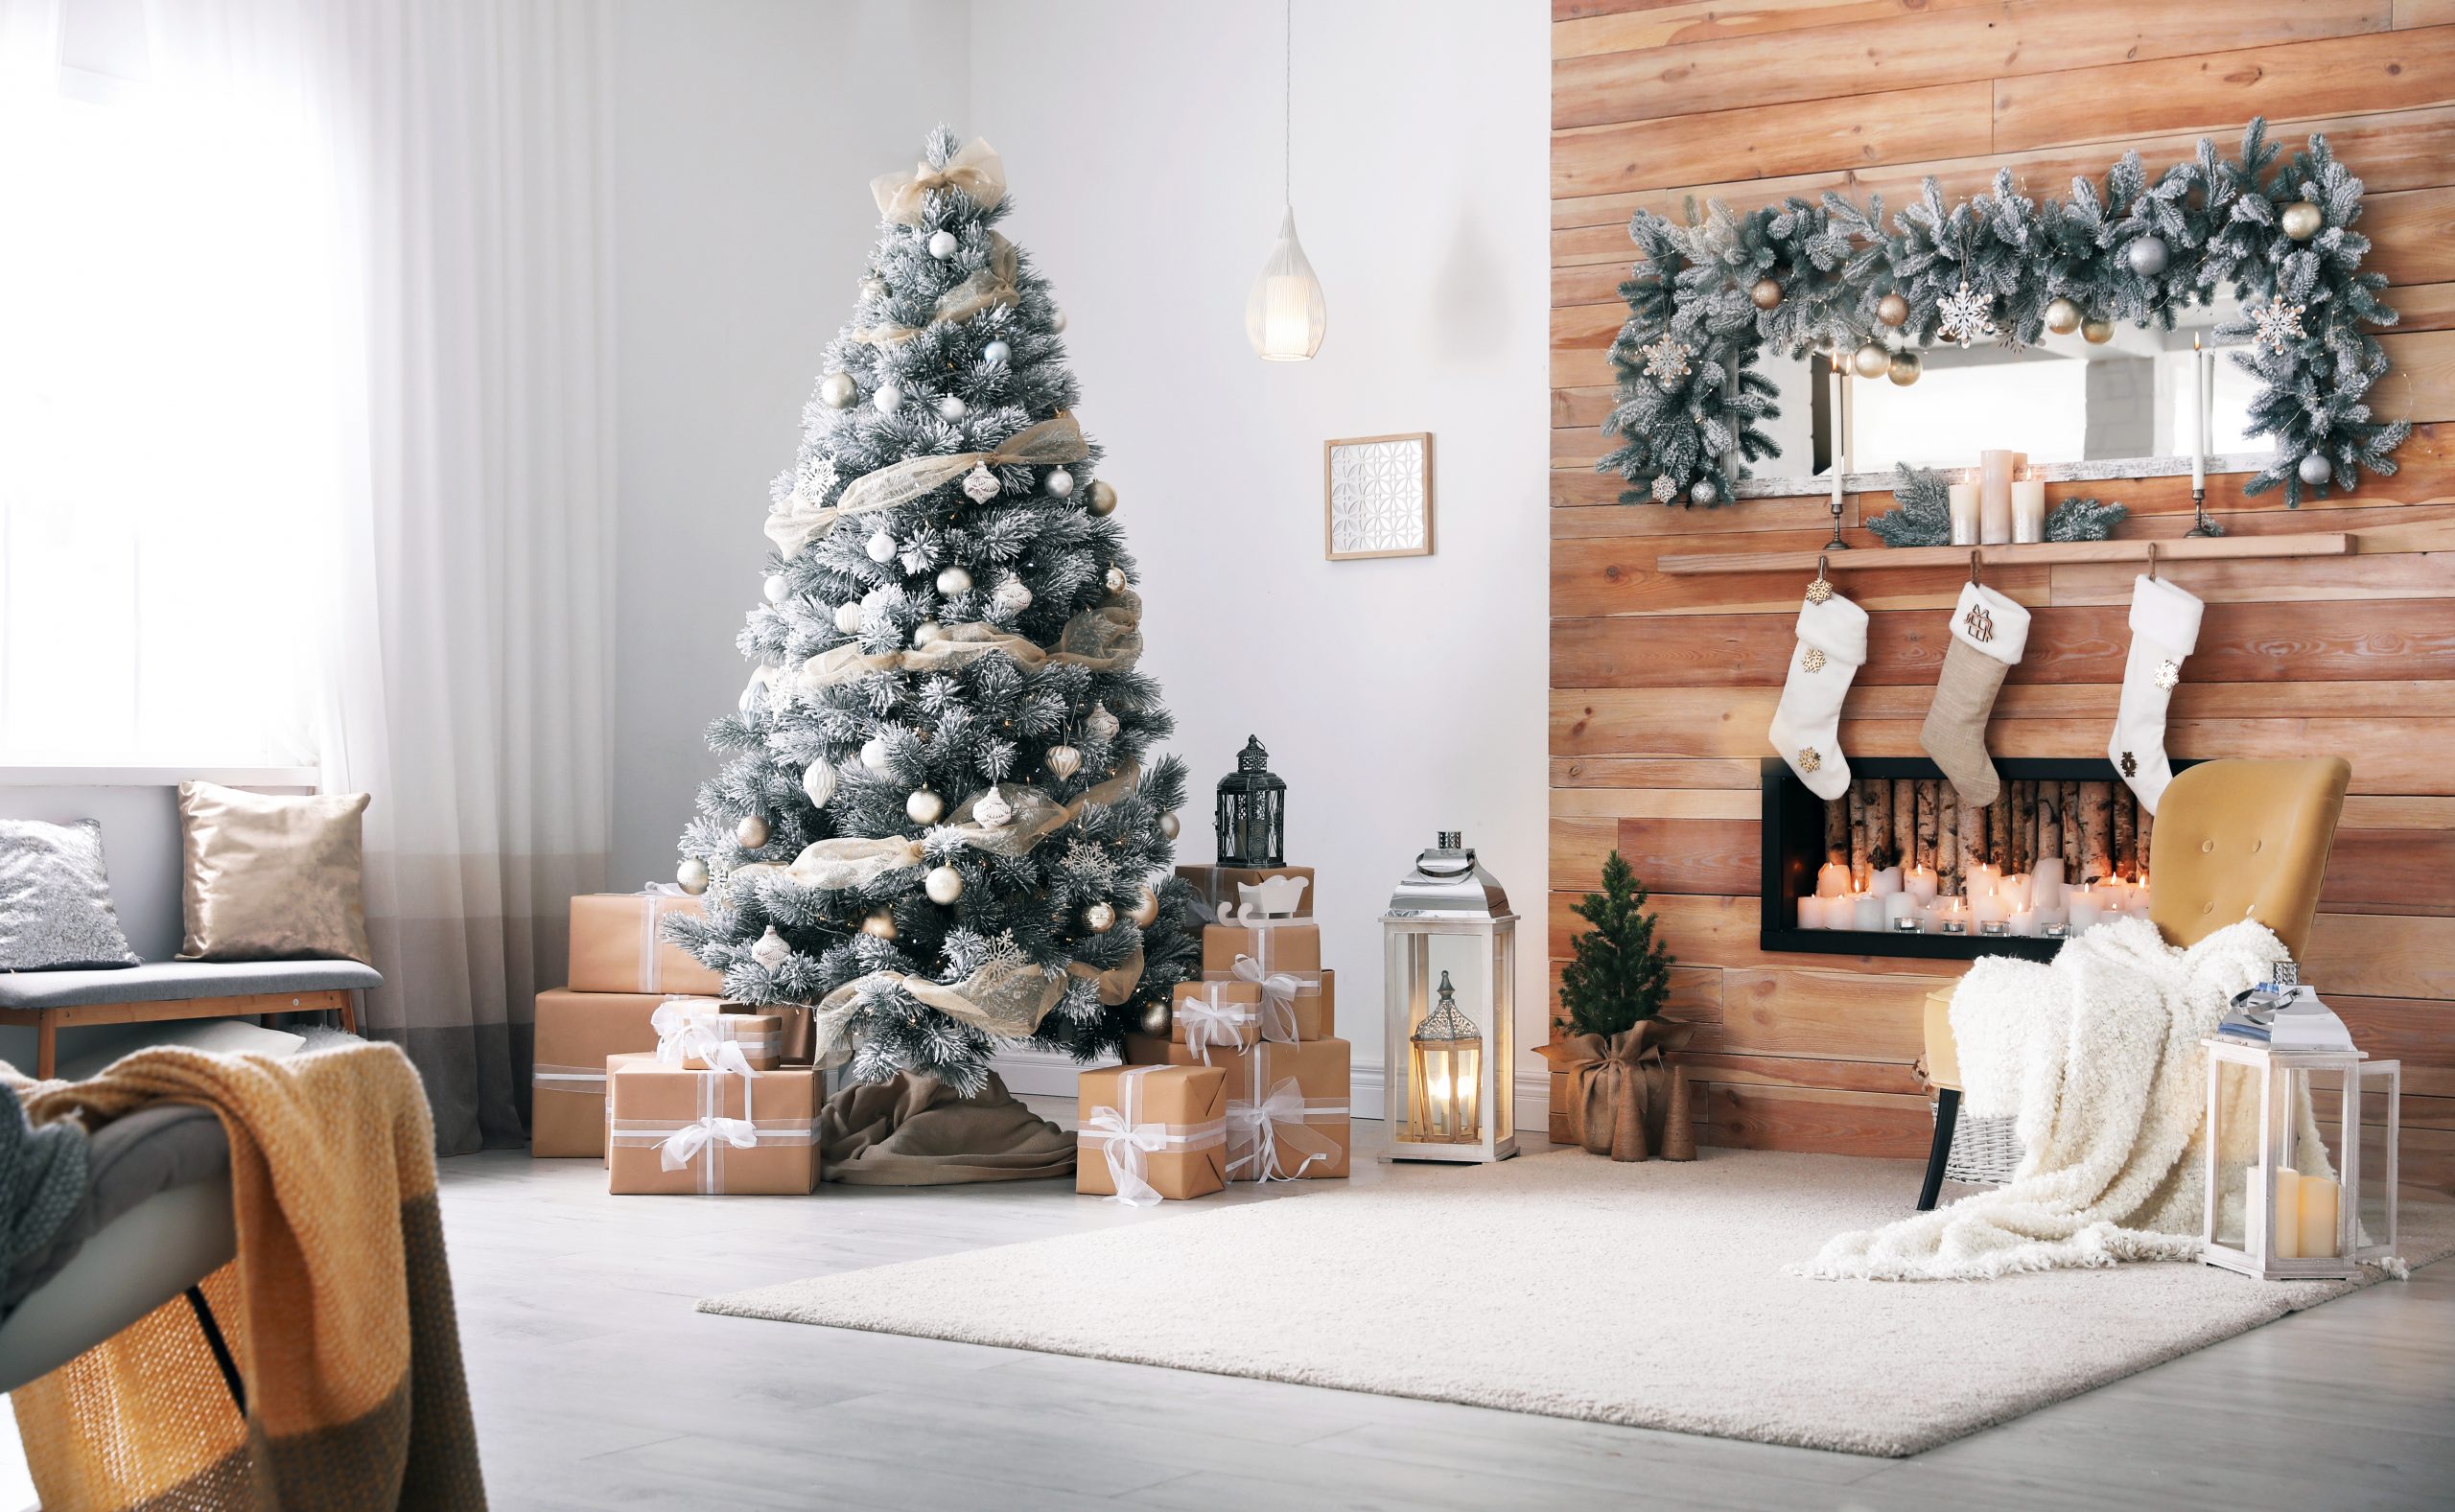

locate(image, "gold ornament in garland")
[[1084, 901, 1116, 934], [1849, 341, 1889, 380], [2044, 296, 2083, 335], [1749, 276, 1783, 311], [2280, 200, 2324, 241], [2081, 317, 2115, 345], [1886, 349, 1921, 386], [1876, 291, 1909, 327]]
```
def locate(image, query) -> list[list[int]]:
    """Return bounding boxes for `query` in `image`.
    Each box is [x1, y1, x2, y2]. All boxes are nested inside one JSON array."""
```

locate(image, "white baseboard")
[[990, 1046, 1549, 1128]]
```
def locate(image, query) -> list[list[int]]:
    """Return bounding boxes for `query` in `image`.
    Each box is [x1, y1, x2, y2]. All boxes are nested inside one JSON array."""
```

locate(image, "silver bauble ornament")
[[2081, 316, 2115, 345], [938, 394, 966, 420], [1876, 291, 1909, 327], [1128, 884, 1160, 928], [927, 229, 958, 259], [1137, 999, 1171, 1036], [1045, 745, 1083, 779], [2124, 236, 2168, 276], [1887, 349, 1922, 386], [1104, 566, 1127, 593], [750, 926, 791, 971], [935, 565, 973, 595], [914, 619, 947, 647], [974, 788, 1015, 828], [906, 789, 945, 825], [676, 857, 710, 896], [735, 813, 770, 849], [1850, 340, 1889, 380], [861, 909, 897, 942], [1749, 276, 1782, 311], [1160, 811, 1180, 840], [2297, 452, 2332, 486], [982, 338, 1012, 366], [819, 372, 857, 408], [1051, 308, 1067, 333], [874, 382, 903, 413], [1087, 479, 1117, 517], [833, 601, 865, 634], [1086, 701, 1119, 741], [1084, 902, 1116, 934], [802, 760, 837, 808], [864, 528, 897, 563], [860, 736, 891, 773], [2280, 200, 2324, 242], [762, 573, 789, 604], [1689, 479, 1718, 506], [924, 865, 964, 905], [1044, 467, 1075, 499], [2044, 296, 2083, 335]]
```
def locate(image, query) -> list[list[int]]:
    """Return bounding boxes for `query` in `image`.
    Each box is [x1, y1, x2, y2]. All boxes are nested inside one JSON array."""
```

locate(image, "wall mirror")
[[1600, 119, 2410, 511]]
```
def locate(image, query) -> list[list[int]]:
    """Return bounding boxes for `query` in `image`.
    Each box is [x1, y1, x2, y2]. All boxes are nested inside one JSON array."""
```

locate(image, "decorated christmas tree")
[[667, 128, 1202, 1092]]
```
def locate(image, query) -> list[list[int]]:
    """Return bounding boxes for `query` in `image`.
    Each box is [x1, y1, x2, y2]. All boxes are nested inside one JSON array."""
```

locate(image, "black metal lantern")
[[1214, 735, 1286, 866]]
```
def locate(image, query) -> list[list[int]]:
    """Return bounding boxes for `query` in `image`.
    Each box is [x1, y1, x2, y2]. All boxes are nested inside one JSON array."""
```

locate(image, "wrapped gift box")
[[570, 890, 723, 995], [606, 1054, 822, 1195], [649, 997, 784, 1071], [1176, 864, 1316, 919], [1076, 1063, 1229, 1203], [1122, 1035, 1350, 1181], [532, 988, 679, 1157], [1174, 967, 1335, 1048], [1199, 919, 1321, 979]]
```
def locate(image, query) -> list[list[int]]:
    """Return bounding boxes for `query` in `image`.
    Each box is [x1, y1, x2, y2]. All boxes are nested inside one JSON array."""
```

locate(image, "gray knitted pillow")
[[0, 818, 139, 970]]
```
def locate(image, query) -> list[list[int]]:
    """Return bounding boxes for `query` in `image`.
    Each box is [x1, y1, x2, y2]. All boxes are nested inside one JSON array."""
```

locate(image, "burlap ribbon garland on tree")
[[870, 137, 1005, 223], [802, 947, 1145, 1068], [1535, 1018, 1696, 1162], [852, 235, 1019, 348], [790, 590, 1144, 692], [764, 412, 1089, 557]]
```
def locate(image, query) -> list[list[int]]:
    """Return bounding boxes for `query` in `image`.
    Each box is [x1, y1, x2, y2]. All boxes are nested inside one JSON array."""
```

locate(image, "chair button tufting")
[[2251, 838, 2264, 853], [2202, 902, 2215, 915], [2202, 839, 2216, 852]]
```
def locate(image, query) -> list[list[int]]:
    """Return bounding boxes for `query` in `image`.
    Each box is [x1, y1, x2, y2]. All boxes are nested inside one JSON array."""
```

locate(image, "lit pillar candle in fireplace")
[[1816, 860, 1850, 898], [1904, 865, 1938, 904], [1851, 892, 1885, 931], [1883, 891, 1922, 929], [1870, 865, 1904, 897]]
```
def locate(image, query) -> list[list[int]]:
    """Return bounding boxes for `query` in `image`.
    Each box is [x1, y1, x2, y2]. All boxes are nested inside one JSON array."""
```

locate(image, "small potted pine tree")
[[1540, 850, 1694, 1161]]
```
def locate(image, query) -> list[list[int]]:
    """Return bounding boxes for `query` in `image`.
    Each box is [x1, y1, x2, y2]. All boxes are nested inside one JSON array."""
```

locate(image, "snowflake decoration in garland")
[[2251, 298, 2306, 356], [1061, 835, 1118, 889], [1650, 473, 1679, 503], [1640, 333, 1692, 388], [1935, 281, 1995, 348]]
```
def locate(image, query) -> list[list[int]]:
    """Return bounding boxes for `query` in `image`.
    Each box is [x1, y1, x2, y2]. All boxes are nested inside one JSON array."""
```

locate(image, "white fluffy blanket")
[[1804, 916, 2285, 1281]]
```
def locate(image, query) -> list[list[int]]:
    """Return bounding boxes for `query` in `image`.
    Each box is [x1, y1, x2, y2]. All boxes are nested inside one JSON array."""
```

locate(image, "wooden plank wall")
[[1549, 0, 2455, 1194]]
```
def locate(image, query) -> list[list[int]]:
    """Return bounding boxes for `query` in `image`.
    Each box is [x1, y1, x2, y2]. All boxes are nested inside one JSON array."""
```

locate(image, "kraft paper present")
[[606, 1054, 822, 1195], [1122, 1035, 1351, 1181], [1194, 965, 1334, 1041], [1175, 864, 1317, 919], [1169, 979, 1264, 1055], [1075, 1063, 1228, 1203], [569, 890, 723, 995], [650, 997, 785, 1071], [532, 988, 681, 1158], [1199, 918, 1321, 978]]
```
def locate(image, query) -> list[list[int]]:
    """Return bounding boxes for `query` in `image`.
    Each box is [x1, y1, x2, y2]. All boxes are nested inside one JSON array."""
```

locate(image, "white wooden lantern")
[[1381, 831, 1516, 1164], [2201, 1036, 2400, 1281]]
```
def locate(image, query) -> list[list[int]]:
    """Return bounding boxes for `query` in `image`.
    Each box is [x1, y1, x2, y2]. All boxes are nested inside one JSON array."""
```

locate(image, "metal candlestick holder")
[[2184, 486, 2225, 538]]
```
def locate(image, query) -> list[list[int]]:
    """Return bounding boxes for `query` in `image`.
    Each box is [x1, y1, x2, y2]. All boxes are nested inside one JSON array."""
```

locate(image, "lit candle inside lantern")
[[2298, 1173, 2340, 1259], [1816, 860, 1851, 899], [2011, 471, 2046, 544], [1948, 481, 1980, 547], [1870, 866, 1904, 897], [1904, 865, 1939, 904], [2268, 1166, 2303, 1259], [1851, 892, 1885, 931]]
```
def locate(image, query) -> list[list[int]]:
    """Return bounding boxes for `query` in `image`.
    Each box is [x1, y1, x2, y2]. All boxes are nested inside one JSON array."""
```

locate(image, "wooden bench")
[[0, 960, 378, 1079]]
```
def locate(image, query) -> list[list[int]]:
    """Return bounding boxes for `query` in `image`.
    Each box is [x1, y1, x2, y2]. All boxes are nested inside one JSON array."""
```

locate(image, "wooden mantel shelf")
[[1656, 532, 2356, 576]]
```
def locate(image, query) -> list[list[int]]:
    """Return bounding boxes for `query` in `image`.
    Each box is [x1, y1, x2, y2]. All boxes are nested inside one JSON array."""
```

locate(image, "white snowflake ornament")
[[1640, 333, 1691, 388], [792, 453, 838, 504], [962, 461, 1002, 503], [1936, 280, 1995, 348], [2251, 298, 2305, 356]]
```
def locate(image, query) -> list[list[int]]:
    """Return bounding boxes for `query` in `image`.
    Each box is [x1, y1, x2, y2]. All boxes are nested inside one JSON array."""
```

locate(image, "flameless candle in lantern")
[[1382, 832, 1517, 1164], [1214, 735, 1287, 867]]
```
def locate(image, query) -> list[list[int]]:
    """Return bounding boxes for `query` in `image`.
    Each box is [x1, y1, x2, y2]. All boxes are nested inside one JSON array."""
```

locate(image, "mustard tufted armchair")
[[1915, 757, 2352, 1210]]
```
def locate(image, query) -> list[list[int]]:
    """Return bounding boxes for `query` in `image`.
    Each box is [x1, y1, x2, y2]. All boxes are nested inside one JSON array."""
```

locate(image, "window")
[[0, 61, 338, 768]]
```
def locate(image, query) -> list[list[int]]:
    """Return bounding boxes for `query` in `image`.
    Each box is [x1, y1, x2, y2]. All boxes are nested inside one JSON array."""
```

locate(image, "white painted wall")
[[611, 0, 1552, 1105]]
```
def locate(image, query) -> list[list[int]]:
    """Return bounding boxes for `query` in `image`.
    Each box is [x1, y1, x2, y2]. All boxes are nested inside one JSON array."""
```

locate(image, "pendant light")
[[1247, 0, 1325, 361]]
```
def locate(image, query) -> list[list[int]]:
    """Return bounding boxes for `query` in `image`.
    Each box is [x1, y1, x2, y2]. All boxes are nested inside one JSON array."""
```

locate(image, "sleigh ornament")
[[1216, 873, 1311, 924]]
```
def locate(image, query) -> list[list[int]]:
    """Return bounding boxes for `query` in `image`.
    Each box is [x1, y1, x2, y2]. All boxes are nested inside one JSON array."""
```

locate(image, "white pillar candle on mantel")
[[2012, 475, 2046, 544], [1967, 863, 2001, 904], [2191, 334, 2207, 494], [1979, 450, 2021, 545], [2008, 906, 2042, 937], [1948, 482, 1980, 547], [1851, 892, 1886, 931], [1816, 860, 1851, 898], [1997, 871, 2032, 910], [1870, 866, 1904, 897], [1904, 865, 1939, 904]]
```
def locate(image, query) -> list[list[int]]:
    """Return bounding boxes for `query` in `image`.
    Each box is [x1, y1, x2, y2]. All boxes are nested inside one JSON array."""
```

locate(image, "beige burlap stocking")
[[1920, 581, 2030, 806]]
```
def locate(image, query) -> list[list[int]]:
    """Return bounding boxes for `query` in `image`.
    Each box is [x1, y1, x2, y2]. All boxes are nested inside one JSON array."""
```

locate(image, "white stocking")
[[1768, 591, 1867, 801], [2110, 573, 2205, 814]]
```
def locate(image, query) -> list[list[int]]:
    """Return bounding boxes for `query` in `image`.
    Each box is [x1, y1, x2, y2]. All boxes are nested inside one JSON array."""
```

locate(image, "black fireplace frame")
[[1759, 756, 2199, 964]]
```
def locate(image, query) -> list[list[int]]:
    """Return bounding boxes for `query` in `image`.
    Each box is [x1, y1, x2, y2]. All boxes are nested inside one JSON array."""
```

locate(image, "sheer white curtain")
[[3, 0, 615, 1152]]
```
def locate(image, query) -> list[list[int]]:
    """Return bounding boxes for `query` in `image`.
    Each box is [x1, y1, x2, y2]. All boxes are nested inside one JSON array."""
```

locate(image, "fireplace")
[[1760, 756, 2194, 962]]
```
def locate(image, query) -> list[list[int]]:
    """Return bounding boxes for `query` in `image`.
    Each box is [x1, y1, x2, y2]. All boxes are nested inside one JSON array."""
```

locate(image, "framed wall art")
[[1324, 431, 1433, 561]]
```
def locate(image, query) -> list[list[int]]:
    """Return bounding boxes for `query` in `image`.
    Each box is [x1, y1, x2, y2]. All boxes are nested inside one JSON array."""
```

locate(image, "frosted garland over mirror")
[[1600, 119, 2411, 510]]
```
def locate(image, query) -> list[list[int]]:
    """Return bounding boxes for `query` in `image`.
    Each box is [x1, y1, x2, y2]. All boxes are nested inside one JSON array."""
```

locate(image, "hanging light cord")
[[1282, 0, 1292, 209]]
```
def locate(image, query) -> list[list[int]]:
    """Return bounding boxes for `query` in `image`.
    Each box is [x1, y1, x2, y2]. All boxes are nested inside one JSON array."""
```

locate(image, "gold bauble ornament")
[[1748, 276, 1782, 311], [1085, 901, 1117, 934], [1087, 479, 1117, 517], [735, 814, 770, 849], [2044, 296, 2083, 335], [1104, 566, 1127, 593], [1160, 811, 1181, 840], [2280, 200, 2324, 242], [676, 857, 710, 896], [1136, 999, 1171, 1036], [1876, 291, 1909, 327], [924, 865, 964, 905], [2081, 317, 2115, 345], [1887, 349, 1921, 386], [1849, 341, 1889, 380], [1127, 884, 1160, 928], [1045, 745, 1083, 779], [861, 909, 897, 941]]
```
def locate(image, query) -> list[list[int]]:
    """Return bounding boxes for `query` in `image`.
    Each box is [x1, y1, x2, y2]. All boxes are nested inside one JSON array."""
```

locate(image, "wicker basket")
[[1937, 1101, 2023, 1186]]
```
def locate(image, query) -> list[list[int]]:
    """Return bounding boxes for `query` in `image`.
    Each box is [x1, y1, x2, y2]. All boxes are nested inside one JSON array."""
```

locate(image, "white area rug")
[[700, 1149, 2450, 1456]]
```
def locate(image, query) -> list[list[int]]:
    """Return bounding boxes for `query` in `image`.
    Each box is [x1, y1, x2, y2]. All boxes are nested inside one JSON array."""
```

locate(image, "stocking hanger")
[[1968, 548, 1983, 587], [2145, 540, 2159, 580]]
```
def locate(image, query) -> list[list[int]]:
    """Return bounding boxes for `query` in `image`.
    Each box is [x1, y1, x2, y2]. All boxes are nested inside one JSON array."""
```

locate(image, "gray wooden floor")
[[439, 1109, 2455, 1512]]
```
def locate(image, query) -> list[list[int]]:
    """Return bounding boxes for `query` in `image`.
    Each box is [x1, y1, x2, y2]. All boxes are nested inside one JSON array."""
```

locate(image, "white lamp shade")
[[1247, 207, 1326, 361]]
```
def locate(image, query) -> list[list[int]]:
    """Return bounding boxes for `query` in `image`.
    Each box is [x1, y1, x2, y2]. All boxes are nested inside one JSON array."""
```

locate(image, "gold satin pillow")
[[177, 781, 373, 964]]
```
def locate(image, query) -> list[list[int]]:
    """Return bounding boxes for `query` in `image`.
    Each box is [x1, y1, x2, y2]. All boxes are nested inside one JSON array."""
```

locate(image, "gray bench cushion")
[[0, 959, 381, 1011]]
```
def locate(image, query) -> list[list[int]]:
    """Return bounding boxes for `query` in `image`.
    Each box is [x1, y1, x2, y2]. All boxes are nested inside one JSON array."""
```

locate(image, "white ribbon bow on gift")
[[1084, 1105, 1170, 1208], [1230, 954, 1304, 1044], [649, 1001, 756, 1081], [658, 1115, 758, 1172], [1175, 983, 1254, 1066], [1226, 1076, 1329, 1184]]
